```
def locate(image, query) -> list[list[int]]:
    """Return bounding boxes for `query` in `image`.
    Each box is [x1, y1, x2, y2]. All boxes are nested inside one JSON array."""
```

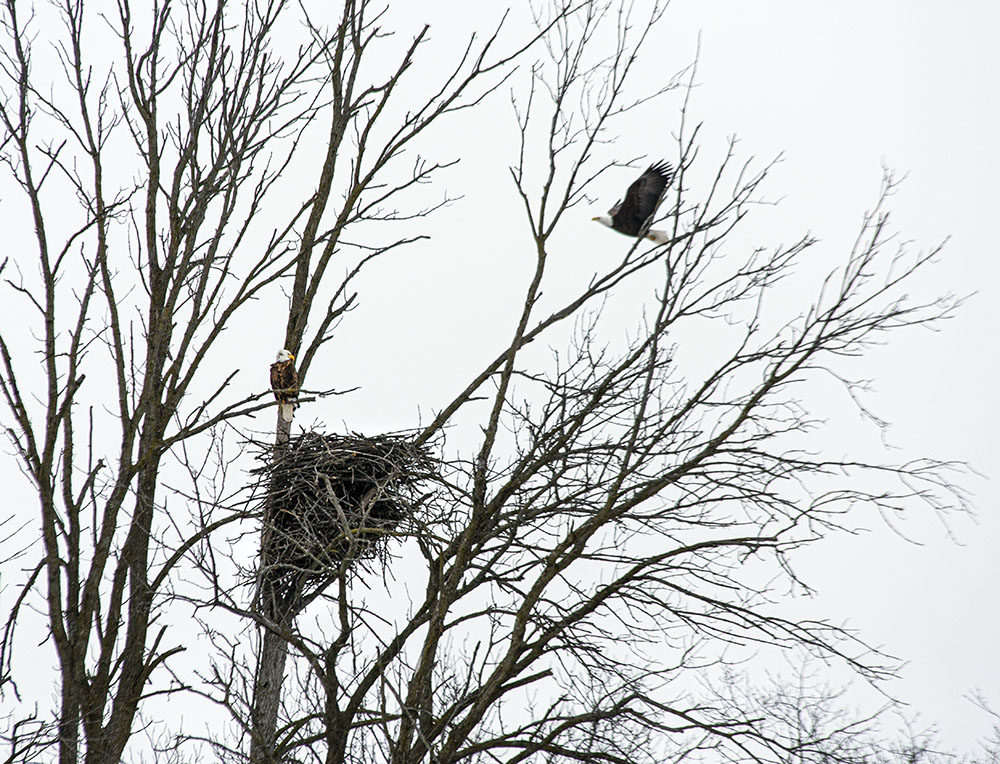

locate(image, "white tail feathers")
[[279, 402, 295, 423], [645, 228, 670, 244]]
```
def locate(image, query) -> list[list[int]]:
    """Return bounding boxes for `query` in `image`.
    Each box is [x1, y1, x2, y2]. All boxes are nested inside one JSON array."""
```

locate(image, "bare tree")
[[0, 1, 969, 764], [696, 657, 900, 764], [703, 659, 1000, 764], [0, 0, 537, 762], [180, 4, 967, 764]]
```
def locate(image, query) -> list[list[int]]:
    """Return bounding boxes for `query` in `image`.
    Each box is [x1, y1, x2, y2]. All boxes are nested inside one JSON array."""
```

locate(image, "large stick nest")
[[255, 432, 435, 596]]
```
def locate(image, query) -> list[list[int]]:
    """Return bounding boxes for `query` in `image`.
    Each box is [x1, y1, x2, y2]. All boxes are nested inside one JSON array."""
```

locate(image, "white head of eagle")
[[270, 349, 299, 423], [592, 161, 674, 244]]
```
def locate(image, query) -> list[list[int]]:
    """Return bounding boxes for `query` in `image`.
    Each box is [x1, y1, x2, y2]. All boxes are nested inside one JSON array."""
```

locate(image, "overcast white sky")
[[2, 0, 997, 755], [679, 1, 1000, 743]]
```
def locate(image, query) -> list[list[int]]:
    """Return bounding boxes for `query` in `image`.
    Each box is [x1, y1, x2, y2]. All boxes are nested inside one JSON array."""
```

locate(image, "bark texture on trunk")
[[250, 410, 296, 764]]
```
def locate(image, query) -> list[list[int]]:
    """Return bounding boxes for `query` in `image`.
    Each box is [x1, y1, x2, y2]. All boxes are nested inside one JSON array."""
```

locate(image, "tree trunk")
[[250, 619, 292, 764], [250, 410, 295, 764]]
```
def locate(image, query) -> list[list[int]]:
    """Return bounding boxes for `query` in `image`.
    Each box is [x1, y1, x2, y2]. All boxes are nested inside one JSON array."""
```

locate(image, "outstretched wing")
[[616, 161, 674, 235]]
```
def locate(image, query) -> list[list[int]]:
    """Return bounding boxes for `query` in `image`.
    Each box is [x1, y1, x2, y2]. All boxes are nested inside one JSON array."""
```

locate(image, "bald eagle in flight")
[[592, 161, 674, 244], [270, 349, 298, 423]]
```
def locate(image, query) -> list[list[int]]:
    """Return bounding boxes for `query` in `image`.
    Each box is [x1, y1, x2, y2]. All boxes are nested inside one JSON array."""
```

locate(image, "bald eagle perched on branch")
[[270, 349, 298, 423], [592, 161, 674, 244]]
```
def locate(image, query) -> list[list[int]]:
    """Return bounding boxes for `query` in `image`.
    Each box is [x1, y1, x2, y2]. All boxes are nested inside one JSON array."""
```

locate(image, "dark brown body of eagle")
[[270, 349, 298, 423]]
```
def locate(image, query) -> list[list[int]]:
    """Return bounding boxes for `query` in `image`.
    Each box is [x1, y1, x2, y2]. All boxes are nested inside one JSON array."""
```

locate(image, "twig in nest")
[[252, 431, 436, 617]]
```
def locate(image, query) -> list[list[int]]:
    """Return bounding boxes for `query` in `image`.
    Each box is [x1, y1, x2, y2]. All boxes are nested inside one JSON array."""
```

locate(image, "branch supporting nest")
[[254, 431, 434, 617]]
